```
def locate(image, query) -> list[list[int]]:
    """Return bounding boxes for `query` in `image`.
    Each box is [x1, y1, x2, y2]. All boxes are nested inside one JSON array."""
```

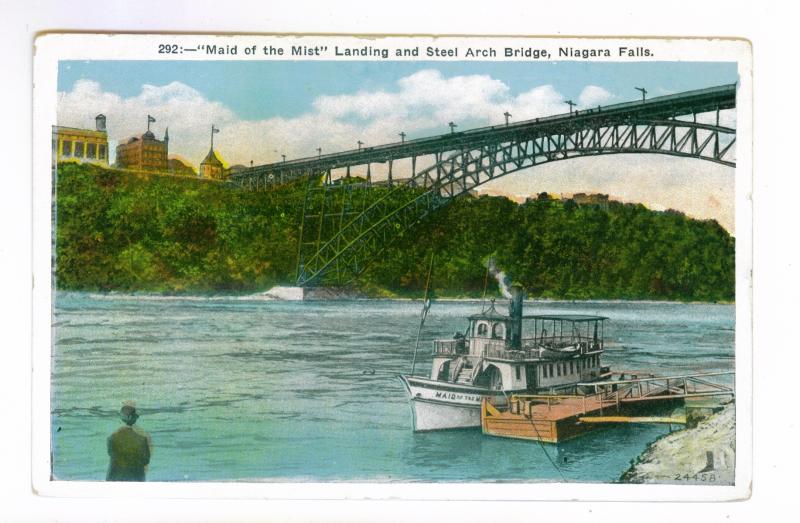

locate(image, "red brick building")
[[116, 127, 169, 172]]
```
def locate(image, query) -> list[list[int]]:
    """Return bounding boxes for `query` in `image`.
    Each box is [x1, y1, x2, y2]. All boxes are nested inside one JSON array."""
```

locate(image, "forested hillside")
[[55, 163, 734, 301]]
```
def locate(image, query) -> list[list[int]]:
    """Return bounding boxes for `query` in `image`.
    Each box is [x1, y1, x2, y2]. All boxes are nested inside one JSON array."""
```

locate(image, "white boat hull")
[[399, 375, 489, 431], [409, 396, 482, 431]]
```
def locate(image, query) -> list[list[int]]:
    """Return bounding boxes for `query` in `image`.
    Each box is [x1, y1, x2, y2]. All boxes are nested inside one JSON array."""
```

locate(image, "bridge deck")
[[230, 83, 736, 182]]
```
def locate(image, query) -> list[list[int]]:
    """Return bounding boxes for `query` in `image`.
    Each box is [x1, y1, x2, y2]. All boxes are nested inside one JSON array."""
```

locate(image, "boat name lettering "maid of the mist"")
[[434, 391, 481, 402]]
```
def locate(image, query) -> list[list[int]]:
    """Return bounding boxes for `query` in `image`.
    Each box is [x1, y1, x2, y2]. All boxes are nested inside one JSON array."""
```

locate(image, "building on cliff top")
[[52, 114, 109, 166], [115, 115, 168, 172]]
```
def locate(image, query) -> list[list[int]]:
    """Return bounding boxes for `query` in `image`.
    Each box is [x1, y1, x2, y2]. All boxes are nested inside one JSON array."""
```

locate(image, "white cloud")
[[578, 85, 613, 108], [57, 79, 236, 165]]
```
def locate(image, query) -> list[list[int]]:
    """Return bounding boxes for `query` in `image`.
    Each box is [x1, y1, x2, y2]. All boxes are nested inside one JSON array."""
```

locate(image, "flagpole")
[[410, 253, 434, 375]]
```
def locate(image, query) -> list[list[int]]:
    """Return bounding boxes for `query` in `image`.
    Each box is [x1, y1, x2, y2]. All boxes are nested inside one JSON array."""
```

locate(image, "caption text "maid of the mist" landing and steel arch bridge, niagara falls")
[[226, 84, 737, 287]]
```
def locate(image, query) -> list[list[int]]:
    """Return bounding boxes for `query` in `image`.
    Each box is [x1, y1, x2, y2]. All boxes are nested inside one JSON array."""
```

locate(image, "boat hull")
[[399, 375, 493, 431]]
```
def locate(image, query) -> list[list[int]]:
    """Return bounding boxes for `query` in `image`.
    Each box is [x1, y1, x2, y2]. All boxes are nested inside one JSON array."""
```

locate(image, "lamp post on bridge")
[[635, 87, 648, 101], [281, 154, 286, 163], [504, 111, 512, 126], [357, 140, 364, 150], [448, 122, 457, 134], [399, 131, 406, 143], [565, 100, 576, 114], [317, 147, 322, 158]]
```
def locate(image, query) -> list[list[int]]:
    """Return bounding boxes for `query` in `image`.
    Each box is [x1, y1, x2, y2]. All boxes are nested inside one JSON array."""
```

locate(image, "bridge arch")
[[296, 117, 736, 286]]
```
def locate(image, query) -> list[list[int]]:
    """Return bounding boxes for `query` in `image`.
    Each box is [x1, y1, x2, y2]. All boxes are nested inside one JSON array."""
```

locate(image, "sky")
[[56, 60, 738, 231]]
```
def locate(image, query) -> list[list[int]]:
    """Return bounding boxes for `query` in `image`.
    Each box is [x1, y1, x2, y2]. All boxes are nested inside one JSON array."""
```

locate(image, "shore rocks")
[[620, 402, 735, 485]]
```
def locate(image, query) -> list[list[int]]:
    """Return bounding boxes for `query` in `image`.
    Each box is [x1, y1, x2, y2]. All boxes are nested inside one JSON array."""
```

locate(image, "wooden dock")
[[481, 371, 734, 443]]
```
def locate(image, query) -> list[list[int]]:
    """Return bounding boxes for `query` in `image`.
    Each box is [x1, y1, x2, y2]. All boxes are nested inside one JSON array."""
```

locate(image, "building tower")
[[199, 124, 226, 179]]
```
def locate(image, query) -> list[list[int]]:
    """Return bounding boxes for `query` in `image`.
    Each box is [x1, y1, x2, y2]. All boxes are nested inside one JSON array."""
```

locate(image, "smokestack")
[[509, 284, 524, 349]]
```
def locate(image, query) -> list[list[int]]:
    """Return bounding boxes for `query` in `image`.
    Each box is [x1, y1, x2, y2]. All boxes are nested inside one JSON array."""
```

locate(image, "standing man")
[[107, 402, 152, 481]]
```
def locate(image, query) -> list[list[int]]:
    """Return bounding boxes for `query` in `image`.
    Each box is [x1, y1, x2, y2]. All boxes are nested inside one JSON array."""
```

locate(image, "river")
[[51, 293, 734, 482]]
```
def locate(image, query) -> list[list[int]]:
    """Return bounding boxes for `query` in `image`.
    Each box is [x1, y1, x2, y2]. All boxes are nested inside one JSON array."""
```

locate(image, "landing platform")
[[482, 393, 684, 443], [481, 372, 734, 443], [251, 286, 367, 300], [258, 286, 307, 300]]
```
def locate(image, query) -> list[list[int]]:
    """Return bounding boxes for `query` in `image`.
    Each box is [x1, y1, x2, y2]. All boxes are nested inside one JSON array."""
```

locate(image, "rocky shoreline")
[[620, 402, 736, 485]]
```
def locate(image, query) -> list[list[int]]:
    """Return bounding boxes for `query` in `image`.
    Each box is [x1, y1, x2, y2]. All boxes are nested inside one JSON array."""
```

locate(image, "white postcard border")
[[31, 33, 753, 502]]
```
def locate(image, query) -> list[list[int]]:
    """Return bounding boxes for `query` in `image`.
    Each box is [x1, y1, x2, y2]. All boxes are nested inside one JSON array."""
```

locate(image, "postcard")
[[31, 33, 752, 501]]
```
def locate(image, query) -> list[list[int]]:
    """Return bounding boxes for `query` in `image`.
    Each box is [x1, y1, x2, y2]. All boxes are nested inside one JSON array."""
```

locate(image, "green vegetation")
[[55, 163, 734, 301]]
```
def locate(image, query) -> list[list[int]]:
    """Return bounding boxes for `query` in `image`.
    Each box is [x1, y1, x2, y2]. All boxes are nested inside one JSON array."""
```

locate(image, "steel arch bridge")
[[228, 84, 737, 286]]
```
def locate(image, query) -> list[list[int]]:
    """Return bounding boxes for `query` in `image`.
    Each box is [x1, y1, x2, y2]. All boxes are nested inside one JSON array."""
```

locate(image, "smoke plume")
[[486, 258, 512, 299]]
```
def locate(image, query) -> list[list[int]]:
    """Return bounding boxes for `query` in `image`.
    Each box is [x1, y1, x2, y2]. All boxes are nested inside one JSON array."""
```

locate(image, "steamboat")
[[399, 286, 734, 439], [399, 285, 611, 431]]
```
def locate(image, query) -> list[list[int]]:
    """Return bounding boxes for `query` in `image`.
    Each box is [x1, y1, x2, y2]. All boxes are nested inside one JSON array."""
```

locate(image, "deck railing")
[[434, 337, 603, 359], [432, 339, 467, 356], [482, 345, 525, 360], [522, 336, 603, 353]]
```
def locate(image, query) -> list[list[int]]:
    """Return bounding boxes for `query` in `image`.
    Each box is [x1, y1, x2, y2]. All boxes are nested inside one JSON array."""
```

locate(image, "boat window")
[[549, 364, 554, 377], [570, 361, 574, 374], [477, 322, 488, 336], [543, 365, 548, 378], [557, 364, 561, 377], [515, 366, 521, 380], [492, 323, 505, 339]]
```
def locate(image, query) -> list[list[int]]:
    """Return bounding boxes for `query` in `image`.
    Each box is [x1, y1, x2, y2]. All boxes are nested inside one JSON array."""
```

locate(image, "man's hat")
[[119, 402, 139, 425]]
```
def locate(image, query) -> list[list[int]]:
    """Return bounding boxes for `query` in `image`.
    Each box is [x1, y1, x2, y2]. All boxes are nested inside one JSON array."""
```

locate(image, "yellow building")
[[52, 114, 109, 166]]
